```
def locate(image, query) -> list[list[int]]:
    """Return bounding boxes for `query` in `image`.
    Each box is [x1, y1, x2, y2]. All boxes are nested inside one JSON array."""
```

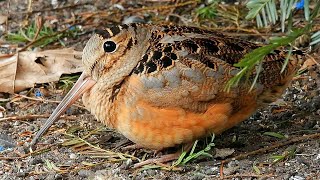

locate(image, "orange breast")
[[113, 76, 259, 150], [116, 100, 230, 149]]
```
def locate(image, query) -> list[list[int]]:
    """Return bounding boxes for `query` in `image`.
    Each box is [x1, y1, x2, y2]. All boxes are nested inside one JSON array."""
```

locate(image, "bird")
[[31, 23, 304, 164]]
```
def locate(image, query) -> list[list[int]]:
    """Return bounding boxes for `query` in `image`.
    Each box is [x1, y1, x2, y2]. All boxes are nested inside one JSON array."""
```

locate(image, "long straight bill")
[[31, 72, 96, 146]]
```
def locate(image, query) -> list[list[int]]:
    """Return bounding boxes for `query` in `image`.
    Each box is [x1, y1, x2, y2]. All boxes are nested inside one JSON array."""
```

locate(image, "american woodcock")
[[32, 23, 304, 151]]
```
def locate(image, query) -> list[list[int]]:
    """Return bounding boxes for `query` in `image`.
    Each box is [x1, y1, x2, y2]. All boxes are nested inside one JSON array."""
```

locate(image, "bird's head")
[[31, 24, 151, 146]]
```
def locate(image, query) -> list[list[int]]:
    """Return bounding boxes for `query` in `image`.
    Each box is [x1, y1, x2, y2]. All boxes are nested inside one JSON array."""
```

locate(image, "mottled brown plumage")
[[32, 23, 304, 151]]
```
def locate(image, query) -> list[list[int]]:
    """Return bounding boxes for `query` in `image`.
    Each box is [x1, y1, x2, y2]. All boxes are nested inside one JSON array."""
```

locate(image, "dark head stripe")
[[109, 26, 121, 36], [95, 29, 111, 38], [96, 24, 134, 38]]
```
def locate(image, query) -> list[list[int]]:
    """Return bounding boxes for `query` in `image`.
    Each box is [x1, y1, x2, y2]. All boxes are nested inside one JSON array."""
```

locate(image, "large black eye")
[[103, 41, 117, 53]]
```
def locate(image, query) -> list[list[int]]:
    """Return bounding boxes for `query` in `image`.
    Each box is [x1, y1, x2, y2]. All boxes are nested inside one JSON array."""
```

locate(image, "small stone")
[[16, 172, 26, 177], [190, 173, 205, 180], [126, 159, 132, 166], [214, 148, 235, 159], [27, 125, 35, 131], [30, 157, 44, 165], [54, 173, 63, 179], [122, 16, 146, 24], [69, 153, 77, 159], [289, 175, 305, 180], [146, 169, 157, 176], [203, 167, 219, 175], [223, 166, 239, 175], [78, 170, 94, 177], [13, 121, 20, 126]]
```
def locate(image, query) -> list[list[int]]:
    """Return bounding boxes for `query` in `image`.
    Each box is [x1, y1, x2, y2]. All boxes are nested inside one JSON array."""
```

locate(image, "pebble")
[[190, 173, 206, 180], [13, 121, 20, 126], [122, 16, 146, 24], [29, 157, 44, 165], [289, 175, 305, 180], [78, 170, 94, 177], [145, 169, 157, 176], [69, 153, 77, 159], [16, 172, 26, 177], [203, 167, 219, 175]]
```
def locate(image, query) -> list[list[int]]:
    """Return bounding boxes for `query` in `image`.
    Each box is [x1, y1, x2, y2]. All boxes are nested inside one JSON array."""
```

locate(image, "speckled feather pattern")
[[81, 23, 304, 149]]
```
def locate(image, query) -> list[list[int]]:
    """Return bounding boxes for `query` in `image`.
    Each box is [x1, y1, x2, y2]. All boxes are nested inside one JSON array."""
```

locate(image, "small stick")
[[127, 0, 198, 12], [20, 3, 92, 14], [222, 173, 275, 179], [0, 114, 78, 122], [13, 94, 85, 109], [0, 143, 59, 160], [223, 133, 320, 164]]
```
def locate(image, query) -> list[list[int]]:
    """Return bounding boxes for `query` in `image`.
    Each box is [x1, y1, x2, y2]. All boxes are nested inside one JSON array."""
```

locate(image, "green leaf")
[[246, 0, 278, 28], [263, 132, 286, 139], [253, 164, 261, 175], [281, 46, 293, 73], [311, 31, 320, 45], [304, 0, 310, 21]]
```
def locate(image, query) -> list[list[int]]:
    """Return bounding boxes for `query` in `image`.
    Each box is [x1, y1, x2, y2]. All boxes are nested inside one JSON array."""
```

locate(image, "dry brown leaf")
[[300, 55, 319, 70], [0, 14, 7, 24], [0, 48, 83, 93]]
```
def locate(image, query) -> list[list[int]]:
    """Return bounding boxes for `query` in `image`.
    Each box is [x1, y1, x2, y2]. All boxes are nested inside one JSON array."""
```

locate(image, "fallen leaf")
[[299, 55, 319, 70], [0, 48, 83, 93], [0, 14, 7, 24], [214, 148, 235, 159]]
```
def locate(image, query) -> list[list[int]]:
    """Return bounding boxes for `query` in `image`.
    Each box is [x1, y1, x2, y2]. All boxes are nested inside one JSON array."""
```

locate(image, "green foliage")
[[263, 131, 287, 139], [246, 0, 319, 33], [226, 28, 305, 91], [311, 30, 320, 45], [196, 1, 218, 20], [6, 22, 79, 48], [226, 1, 320, 90], [252, 164, 261, 174], [63, 127, 137, 162], [172, 134, 215, 166], [246, 0, 278, 28], [271, 146, 297, 163], [58, 74, 80, 92]]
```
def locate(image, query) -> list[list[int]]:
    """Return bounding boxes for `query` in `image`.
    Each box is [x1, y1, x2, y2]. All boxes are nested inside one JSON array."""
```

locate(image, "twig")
[[0, 143, 59, 160], [127, 0, 199, 12], [17, 25, 70, 52], [32, 16, 43, 41], [19, 3, 93, 14], [222, 173, 275, 179], [13, 94, 85, 109], [222, 133, 320, 164], [0, 114, 78, 122]]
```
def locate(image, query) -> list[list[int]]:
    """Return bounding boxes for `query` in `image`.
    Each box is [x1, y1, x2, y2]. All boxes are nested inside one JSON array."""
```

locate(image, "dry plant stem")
[[32, 16, 43, 41], [225, 133, 320, 163], [0, 114, 77, 122], [18, 3, 93, 14], [92, 0, 198, 16], [219, 133, 320, 179], [0, 143, 59, 160], [127, 0, 198, 12], [13, 94, 85, 109], [17, 19, 85, 52], [222, 174, 275, 179], [133, 153, 181, 168]]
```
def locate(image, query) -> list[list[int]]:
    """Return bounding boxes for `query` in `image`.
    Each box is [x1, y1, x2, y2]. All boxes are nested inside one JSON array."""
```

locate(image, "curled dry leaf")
[[0, 48, 83, 93], [0, 14, 7, 24]]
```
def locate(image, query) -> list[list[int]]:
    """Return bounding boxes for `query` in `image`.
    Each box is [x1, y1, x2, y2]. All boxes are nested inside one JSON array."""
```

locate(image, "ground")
[[0, 0, 319, 180]]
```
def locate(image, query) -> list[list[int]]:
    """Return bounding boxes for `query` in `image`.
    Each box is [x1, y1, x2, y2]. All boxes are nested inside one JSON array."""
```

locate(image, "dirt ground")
[[0, 0, 319, 179]]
